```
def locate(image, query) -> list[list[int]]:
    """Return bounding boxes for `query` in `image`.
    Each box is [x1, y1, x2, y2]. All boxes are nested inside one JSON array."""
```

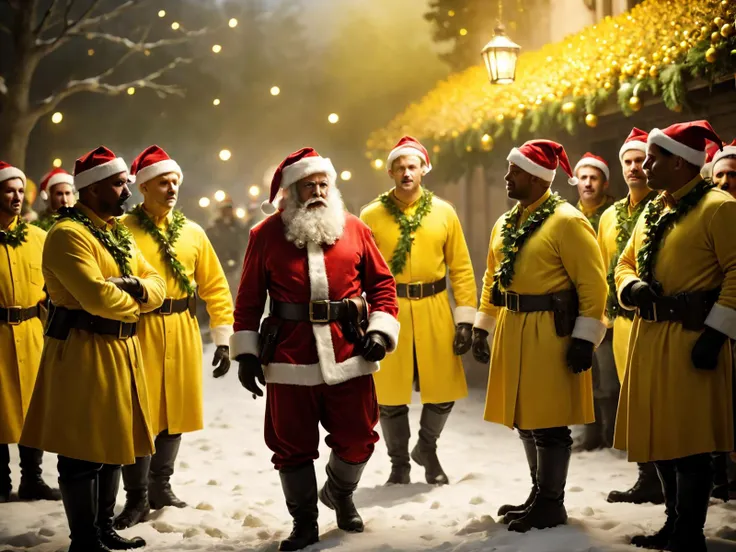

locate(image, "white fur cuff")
[[705, 302, 736, 340], [229, 330, 259, 359], [454, 306, 476, 325], [617, 276, 640, 311], [473, 311, 496, 333], [572, 316, 607, 346], [211, 325, 234, 347], [367, 310, 400, 351]]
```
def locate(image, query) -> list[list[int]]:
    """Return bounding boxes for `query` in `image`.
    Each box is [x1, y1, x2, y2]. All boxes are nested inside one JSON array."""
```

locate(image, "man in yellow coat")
[[614, 121, 736, 552], [20, 146, 166, 552], [114, 145, 234, 528], [472, 140, 607, 533], [0, 162, 60, 503], [360, 136, 477, 486]]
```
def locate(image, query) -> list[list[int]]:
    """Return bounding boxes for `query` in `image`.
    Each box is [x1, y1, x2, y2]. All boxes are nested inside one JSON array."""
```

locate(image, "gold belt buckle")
[[504, 291, 520, 312], [160, 298, 174, 315], [6, 306, 22, 325], [118, 322, 134, 340], [407, 282, 423, 300], [309, 300, 330, 323]]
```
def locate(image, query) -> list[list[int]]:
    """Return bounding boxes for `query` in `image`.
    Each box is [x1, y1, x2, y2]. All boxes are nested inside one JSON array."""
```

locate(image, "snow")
[[3, 345, 736, 551]]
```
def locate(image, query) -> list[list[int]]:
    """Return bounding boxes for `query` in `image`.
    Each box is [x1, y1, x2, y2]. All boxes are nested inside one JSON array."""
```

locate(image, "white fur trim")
[[229, 330, 260, 358], [386, 146, 432, 175], [473, 311, 496, 333], [705, 302, 736, 341], [454, 306, 477, 325], [712, 146, 736, 176], [47, 172, 75, 189], [619, 140, 647, 162], [617, 275, 640, 311], [648, 128, 705, 167], [574, 157, 610, 182], [74, 157, 128, 189], [40, 190, 48, 201], [281, 157, 337, 189], [701, 162, 714, 180], [572, 316, 607, 346], [507, 148, 556, 182], [211, 325, 234, 347], [0, 166, 26, 185], [366, 310, 400, 351], [264, 355, 379, 386], [131, 159, 182, 186]]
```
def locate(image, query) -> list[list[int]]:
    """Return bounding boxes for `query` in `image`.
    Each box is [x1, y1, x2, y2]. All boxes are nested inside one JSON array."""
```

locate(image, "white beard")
[[281, 187, 346, 248]]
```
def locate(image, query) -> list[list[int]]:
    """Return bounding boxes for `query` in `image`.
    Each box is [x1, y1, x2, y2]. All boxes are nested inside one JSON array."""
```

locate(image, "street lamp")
[[480, 1, 521, 85]]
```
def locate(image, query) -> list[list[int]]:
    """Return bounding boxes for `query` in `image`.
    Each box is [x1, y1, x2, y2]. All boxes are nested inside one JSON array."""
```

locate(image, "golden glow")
[[87, 48, 95, 56], [373, 159, 384, 169], [198, 197, 211, 208], [228, 18, 238, 28], [448, 10, 455, 16], [158, 10, 166, 18], [171, 21, 180, 30], [235, 207, 246, 219], [127, 87, 136, 95], [218, 149, 232, 161], [340, 170, 352, 181], [52, 158, 62, 168], [51, 112, 63, 124], [248, 185, 260, 197], [212, 44, 222, 54], [459, 28, 468, 36], [213, 98, 221, 106], [328, 113, 340, 124], [270, 86, 281, 96], [214, 190, 227, 202]]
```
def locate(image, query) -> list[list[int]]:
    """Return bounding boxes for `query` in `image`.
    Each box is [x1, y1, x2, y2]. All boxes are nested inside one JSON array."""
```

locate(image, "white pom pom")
[[260, 200, 277, 215], [568, 176, 579, 186], [40, 190, 48, 201], [127, 174, 136, 185]]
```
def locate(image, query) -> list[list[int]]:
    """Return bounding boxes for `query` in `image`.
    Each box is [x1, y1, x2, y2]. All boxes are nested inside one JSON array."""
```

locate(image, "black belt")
[[638, 289, 720, 324], [492, 289, 577, 313], [396, 278, 447, 300], [271, 299, 348, 323], [46, 304, 137, 339], [0, 304, 41, 325], [150, 295, 195, 316]]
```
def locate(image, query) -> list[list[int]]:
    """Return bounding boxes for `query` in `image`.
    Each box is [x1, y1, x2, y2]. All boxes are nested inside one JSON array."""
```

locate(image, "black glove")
[[691, 326, 728, 371], [453, 323, 473, 356], [237, 354, 266, 398], [471, 328, 490, 364], [211, 345, 231, 378], [362, 331, 388, 362], [623, 280, 659, 311], [567, 338, 595, 374], [108, 276, 146, 301]]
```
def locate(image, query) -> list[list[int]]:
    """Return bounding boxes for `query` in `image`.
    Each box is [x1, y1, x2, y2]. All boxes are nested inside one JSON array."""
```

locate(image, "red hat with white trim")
[[647, 120, 722, 168], [573, 152, 610, 183], [73, 146, 128, 190], [700, 141, 724, 179], [129, 145, 183, 185], [0, 161, 26, 186], [507, 139, 577, 185], [711, 139, 736, 177], [386, 136, 432, 175], [39, 168, 74, 201], [619, 127, 648, 162], [262, 147, 336, 215]]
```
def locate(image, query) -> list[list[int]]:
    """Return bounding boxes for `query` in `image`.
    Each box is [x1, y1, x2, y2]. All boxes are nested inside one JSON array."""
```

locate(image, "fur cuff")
[[473, 311, 496, 333], [229, 330, 259, 359], [367, 310, 400, 352], [617, 276, 640, 311], [454, 306, 477, 325], [211, 325, 234, 347], [705, 302, 736, 340], [572, 316, 607, 346]]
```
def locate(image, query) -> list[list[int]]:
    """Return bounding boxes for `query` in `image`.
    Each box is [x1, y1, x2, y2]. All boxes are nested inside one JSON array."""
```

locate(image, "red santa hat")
[[700, 141, 724, 179], [573, 152, 610, 184], [710, 139, 736, 177], [386, 136, 432, 175], [129, 145, 183, 185], [619, 127, 648, 162], [507, 139, 577, 185], [262, 147, 336, 215], [647, 120, 722, 168], [74, 146, 128, 190], [0, 161, 26, 186], [39, 168, 74, 201]]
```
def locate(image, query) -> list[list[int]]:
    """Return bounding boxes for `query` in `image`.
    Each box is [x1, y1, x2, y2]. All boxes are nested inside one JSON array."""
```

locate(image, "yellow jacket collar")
[[76, 202, 114, 231]]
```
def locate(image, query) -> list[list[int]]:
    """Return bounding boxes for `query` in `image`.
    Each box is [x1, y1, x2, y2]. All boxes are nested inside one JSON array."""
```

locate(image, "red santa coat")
[[230, 212, 400, 385]]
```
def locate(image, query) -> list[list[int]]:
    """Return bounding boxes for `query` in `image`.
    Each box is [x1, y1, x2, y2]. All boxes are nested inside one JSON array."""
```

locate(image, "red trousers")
[[264, 374, 379, 469]]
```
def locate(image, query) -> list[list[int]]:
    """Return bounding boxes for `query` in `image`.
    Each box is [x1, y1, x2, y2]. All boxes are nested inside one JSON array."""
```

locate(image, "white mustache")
[[306, 198, 327, 207]]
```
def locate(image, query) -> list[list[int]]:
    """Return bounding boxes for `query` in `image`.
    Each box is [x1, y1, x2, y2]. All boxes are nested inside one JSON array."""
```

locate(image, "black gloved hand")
[[362, 331, 388, 362], [691, 326, 728, 371], [471, 328, 490, 364], [211, 345, 231, 378], [108, 276, 145, 301], [624, 280, 659, 311], [237, 354, 266, 398], [567, 338, 595, 374], [453, 323, 473, 356]]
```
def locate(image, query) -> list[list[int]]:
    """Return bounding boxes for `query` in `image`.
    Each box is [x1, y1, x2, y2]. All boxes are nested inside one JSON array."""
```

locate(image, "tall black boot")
[[0, 444, 10, 502], [17, 446, 61, 501], [598, 396, 618, 449], [59, 472, 112, 552], [96, 465, 146, 550], [666, 456, 713, 552], [608, 462, 664, 504], [411, 402, 453, 485], [630, 461, 677, 549], [319, 452, 367, 533], [712, 453, 730, 501], [279, 462, 319, 551], [148, 431, 186, 509], [379, 405, 411, 485], [499, 430, 538, 523], [114, 457, 151, 529]]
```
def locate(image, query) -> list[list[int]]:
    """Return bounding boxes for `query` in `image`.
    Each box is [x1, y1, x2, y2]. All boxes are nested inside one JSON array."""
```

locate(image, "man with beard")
[[711, 140, 736, 199], [0, 162, 60, 503], [472, 140, 607, 532], [360, 136, 477, 486], [20, 146, 166, 552], [113, 145, 233, 528], [230, 148, 399, 551], [573, 152, 615, 232], [614, 121, 736, 552], [33, 168, 76, 231]]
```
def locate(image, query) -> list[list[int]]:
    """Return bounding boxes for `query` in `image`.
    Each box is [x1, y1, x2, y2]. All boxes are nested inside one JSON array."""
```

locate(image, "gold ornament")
[[721, 23, 734, 37], [649, 66, 659, 77], [629, 96, 642, 111], [465, 145, 473, 152], [432, 145, 441, 153], [585, 113, 598, 127], [714, 17, 724, 28], [672, 104, 683, 113], [712, 31, 721, 43], [562, 101, 577, 114], [662, 55, 671, 64], [705, 47, 717, 62]]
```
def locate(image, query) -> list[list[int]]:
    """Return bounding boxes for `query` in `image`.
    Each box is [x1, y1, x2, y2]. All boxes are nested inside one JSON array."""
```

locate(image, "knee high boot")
[[148, 431, 186, 509], [59, 469, 111, 552], [319, 452, 367, 533], [96, 465, 146, 550], [499, 430, 538, 523], [411, 402, 453, 485], [630, 461, 677, 549], [114, 457, 151, 529], [379, 405, 411, 485], [17, 446, 61, 501], [279, 462, 319, 552], [0, 444, 10, 502], [666, 457, 713, 552]]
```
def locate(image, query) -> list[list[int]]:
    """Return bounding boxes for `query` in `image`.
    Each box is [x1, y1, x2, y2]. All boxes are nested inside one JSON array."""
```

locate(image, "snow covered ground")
[[3, 344, 736, 552]]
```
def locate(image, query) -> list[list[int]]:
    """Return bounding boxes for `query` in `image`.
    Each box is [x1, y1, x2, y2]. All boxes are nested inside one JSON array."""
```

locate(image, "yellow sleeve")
[[704, 199, 736, 339], [475, 220, 501, 332], [133, 245, 166, 314], [614, 215, 644, 310], [194, 226, 235, 346], [443, 207, 477, 324], [597, 209, 614, 268]]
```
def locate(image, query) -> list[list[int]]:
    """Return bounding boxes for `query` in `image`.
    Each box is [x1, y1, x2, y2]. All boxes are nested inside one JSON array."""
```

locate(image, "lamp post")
[[480, 1, 521, 85]]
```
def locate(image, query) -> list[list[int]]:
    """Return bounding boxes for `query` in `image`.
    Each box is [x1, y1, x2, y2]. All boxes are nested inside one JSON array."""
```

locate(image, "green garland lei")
[[493, 193, 565, 294], [32, 213, 58, 232], [636, 179, 714, 286], [577, 195, 614, 232], [130, 205, 194, 295], [57, 206, 133, 276], [0, 219, 28, 248], [379, 190, 434, 276]]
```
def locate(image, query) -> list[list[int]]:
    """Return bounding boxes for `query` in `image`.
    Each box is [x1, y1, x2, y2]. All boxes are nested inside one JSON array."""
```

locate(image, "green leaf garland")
[[577, 195, 614, 232], [32, 213, 58, 232], [379, 190, 434, 276], [0, 219, 28, 248]]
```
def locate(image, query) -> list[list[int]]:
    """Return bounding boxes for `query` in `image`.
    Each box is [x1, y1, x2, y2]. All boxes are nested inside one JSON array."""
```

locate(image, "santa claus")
[[230, 148, 399, 551]]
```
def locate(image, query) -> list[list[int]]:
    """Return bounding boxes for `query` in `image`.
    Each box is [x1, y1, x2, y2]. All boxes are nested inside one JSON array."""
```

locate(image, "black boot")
[[665, 458, 713, 552], [508, 445, 570, 533], [572, 399, 604, 452], [148, 431, 186, 509], [279, 463, 319, 551], [410, 402, 452, 485], [97, 465, 146, 550], [114, 457, 151, 529], [0, 444, 10, 502], [598, 396, 618, 449], [499, 430, 538, 524], [608, 462, 664, 504], [379, 405, 411, 485], [630, 461, 677, 549], [17, 446, 61, 501], [712, 453, 730, 502], [59, 474, 113, 552], [319, 452, 366, 533]]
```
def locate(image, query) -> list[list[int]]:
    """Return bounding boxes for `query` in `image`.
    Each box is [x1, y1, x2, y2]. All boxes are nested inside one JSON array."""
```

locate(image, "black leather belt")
[[150, 295, 195, 316], [396, 278, 447, 300], [271, 299, 348, 323], [492, 289, 577, 313], [638, 289, 720, 324], [46, 304, 137, 339], [0, 305, 41, 325]]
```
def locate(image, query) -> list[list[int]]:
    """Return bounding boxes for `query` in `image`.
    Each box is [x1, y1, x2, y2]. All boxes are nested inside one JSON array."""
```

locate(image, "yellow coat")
[[121, 208, 234, 435], [0, 218, 46, 444], [20, 203, 166, 465], [614, 178, 736, 463], [477, 190, 607, 430], [360, 191, 477, 405]]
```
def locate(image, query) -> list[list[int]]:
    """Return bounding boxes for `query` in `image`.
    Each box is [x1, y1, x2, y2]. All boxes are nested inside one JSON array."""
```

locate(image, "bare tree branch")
[[0, 76, 7, 95], [73, 26, 208, 52], [75, 0, 141, 31], [34, 0, 63, 35]]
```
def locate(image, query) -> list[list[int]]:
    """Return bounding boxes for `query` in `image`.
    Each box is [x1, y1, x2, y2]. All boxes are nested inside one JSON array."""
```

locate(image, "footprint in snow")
[[196, 502, 214, 511], [430, 501, 441, 509], [400, 514, 415, 521], [232, 485, 243, 491], [183, 527, 201, 538], [39, 527, 55, 537], [200, 444, 211, 451], [2, 532, 51, 547], [204, 526, 228, 539], [256, 529, 271, 539], [469, 496, 484, 505], [579, 506, 595, 516], [243, 514, 265, 528], [568, 485, 584, 492], [179, 461, 190, 469], [456, 515, 497, 536], [151, 521, 178, 533], [207, 479, 219, 486]]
